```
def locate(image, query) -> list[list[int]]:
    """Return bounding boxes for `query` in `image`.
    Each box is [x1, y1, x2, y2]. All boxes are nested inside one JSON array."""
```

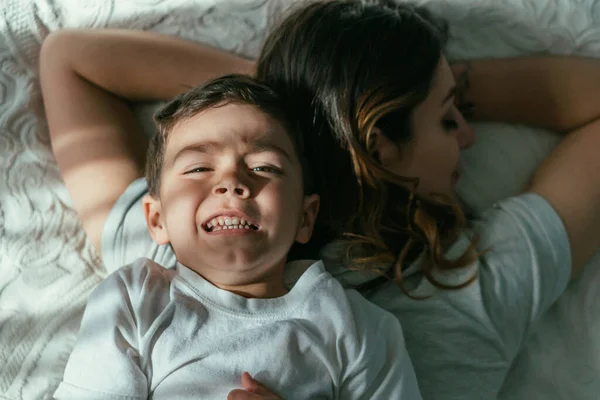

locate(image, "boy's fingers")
[[227, 389, 268, 400], [241, 372, 265, 392], [239, 372, 282, 398], [241, 372, 258, 391]]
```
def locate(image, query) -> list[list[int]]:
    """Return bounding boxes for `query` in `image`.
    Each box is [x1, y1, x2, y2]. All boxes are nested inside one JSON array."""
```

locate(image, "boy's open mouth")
[[202, 216, 259, 233]]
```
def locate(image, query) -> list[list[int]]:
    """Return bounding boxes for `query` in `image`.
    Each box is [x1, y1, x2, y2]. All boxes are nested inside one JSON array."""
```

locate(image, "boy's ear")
[[295, 194, 320, 244], [142, 194, 170, 245]]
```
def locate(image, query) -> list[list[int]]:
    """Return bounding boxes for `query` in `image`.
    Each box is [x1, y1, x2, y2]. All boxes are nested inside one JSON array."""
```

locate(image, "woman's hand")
[[227, 372, 283, 400], [451, 56, 600, 132]]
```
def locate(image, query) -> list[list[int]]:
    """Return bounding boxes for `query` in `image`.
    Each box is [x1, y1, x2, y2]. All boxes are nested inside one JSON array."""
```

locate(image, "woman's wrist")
[[450, 56, 600, 131], [451, 61, 476, 120]]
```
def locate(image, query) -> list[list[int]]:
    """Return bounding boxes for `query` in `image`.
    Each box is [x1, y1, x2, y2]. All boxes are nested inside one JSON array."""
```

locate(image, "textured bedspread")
[[1, 0, 600, 398]]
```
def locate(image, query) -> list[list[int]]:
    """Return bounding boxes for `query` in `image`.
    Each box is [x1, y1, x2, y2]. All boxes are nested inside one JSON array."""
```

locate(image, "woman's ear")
[[367, 127, 383, 163], [142, 194, 170, 245], [295, 194, 320, 244], [368, 127, 403, 168]]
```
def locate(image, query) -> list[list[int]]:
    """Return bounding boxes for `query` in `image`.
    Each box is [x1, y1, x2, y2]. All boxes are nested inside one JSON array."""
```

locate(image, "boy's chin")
[[180, 247, 265, 269]]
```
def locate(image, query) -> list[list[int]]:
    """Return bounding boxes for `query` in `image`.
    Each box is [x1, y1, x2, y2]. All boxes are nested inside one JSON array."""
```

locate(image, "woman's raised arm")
[[452, 56, 600, 276], [40, 29, 254, 254], [48, 29, 255, 101]]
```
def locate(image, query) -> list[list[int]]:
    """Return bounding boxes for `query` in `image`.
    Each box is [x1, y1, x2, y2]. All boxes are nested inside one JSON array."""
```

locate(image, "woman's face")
[[376, 57, 475, 200]]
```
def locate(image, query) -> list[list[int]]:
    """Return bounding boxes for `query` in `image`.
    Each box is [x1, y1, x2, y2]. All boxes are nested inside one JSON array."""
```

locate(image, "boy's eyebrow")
[[248, 138, 292, 162], [171, 141, 222, 165], [170, 137, 293, 165]]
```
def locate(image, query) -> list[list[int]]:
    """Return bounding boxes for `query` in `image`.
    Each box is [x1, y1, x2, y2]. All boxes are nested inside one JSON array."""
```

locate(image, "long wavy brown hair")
[[257, 0, 480, 292]]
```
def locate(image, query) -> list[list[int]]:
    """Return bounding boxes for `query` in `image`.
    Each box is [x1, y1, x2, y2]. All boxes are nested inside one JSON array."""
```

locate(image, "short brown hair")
[[145, 74, 313, 197]]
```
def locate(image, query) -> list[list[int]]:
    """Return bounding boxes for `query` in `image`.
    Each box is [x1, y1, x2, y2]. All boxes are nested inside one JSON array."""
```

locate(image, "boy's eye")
[[442, 118, 459, 131], [184, 167, 212, 174], [252, 166, 281, 174]]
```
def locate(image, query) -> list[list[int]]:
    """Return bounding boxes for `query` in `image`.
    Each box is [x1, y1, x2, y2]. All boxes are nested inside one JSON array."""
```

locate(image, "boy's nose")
[[213, 177, 250, 199]]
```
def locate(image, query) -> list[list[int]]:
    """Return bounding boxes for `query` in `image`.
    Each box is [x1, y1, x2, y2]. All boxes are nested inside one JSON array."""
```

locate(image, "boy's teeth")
[[207, 223, 253, 232], [205, 215, 258, 231]]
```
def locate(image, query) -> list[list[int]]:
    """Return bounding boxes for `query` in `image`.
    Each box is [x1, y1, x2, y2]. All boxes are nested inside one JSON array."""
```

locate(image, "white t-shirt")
[[102, 179, 571, 399], [55, 259, 422, 400], [321, 194, 571, 400]]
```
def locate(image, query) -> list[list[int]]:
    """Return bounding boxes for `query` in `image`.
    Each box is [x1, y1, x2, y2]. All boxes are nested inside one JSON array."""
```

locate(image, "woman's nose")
[[455, 110, 476, 150]]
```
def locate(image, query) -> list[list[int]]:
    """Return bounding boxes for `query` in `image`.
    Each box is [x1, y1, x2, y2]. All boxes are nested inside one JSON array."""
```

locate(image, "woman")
[[40, 1, 600, 399]]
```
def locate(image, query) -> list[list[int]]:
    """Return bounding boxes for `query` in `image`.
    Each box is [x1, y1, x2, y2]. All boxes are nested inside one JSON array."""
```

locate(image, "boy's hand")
[[227, 372, 283, 400]]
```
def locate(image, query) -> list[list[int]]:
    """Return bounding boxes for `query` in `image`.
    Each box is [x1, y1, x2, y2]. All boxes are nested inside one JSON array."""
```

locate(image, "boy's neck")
[[215, 278, 288, 299], [187, 261, 289, 299]]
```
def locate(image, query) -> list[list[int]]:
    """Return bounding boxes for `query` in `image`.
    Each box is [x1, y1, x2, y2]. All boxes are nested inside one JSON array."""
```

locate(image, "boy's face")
[[143, 103, 319, 288]]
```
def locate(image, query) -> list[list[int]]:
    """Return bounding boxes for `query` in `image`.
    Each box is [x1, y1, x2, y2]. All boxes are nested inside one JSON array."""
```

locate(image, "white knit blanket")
[[1, 0, 599, 399]]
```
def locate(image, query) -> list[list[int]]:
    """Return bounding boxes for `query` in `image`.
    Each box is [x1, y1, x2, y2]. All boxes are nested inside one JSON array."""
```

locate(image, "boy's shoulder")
[[293, 260, 400, 337], [98, 257, 176, 306], [294, 261, 405, 373], [109, 257, 173, 285]]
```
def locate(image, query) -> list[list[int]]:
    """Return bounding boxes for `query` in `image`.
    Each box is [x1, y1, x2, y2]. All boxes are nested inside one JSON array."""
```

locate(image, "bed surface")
[[1, 0, 600, 398]]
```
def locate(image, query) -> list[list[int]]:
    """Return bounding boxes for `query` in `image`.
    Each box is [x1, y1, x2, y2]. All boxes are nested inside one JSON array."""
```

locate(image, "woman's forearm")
[[50, 29, 255, 102], [452, 56, 600, 132]]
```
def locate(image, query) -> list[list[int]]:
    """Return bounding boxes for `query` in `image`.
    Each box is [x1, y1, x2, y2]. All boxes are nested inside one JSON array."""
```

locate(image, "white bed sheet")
[[1, 0, 599, 398]]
